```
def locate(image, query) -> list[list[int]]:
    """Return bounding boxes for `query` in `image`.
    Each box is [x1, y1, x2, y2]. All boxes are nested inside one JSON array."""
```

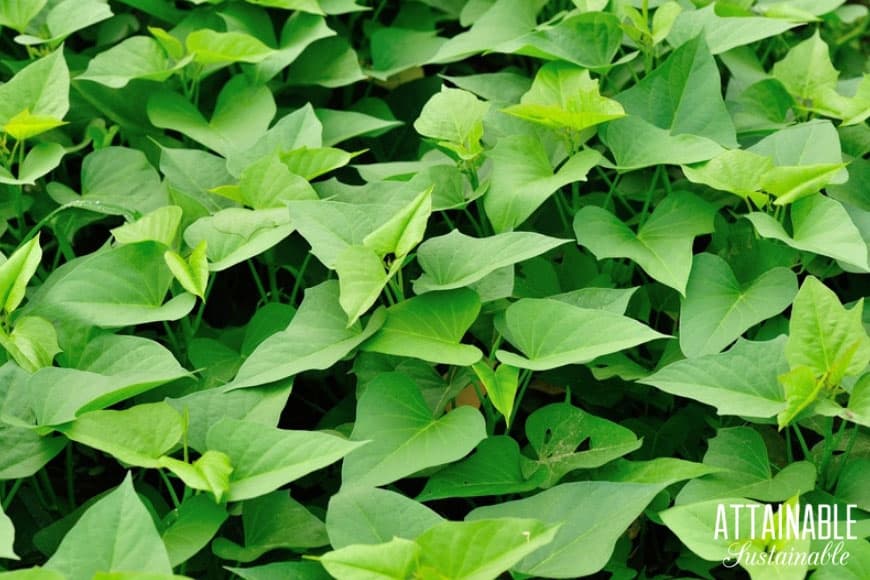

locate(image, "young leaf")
[[785, 276, 870, 383], [2, 109, 66, 141], [0, 316, 61, 372], [0, 49, 69, 128], [0, 235, 42, 314], [776, 365, 824, 428], [45, 474, 173, 578], [319, 537, 420, 580], [496, 298, 666, 371], [159, 451, 233, 503], [362, 187, 432, 260], [0, 503, 17, 560], [574, 191, 716, 295], [470, 362, 519, 423], [206, 418, 364, 502], [13, 0, 112, 46], [164, 240, 208, 300], [111, 206, 183, 248], [361, 289, 483, 366], [342, 372, 486, 488], [679, 253, 798, 357], [336, 245, 393, 326], [413, 87, 489, 160], [186, 30, 275, 65]]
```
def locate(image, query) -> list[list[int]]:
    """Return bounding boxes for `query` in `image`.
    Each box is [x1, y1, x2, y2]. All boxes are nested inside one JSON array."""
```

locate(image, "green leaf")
[[470, 362, 519, 423], [681, 149, 774, 203], [467, 481, 664, 577], [159, 451, 233, 502], [676, 427, 816, 504], [206, 418, 364, 502], [327, 486, 444, 549], [744, 195, 869, 272], [368, 27, 446, 80], [679, 253, 798, 357], [0, 48, 68, 128], [286, 36, 365, 88], [785, 276, 870, 383], [45, 474, 173, 579], [417, 436, 545, 501], [574, 191, 717, 294], [319, 537, 420, 580], [485, 135, 600, 232], [846, 373, 870, 428], [0, 235, 41, 314], [186, 29, 275, 65], [496, 298, 666, 371], [78, 36, 185, 88], [253, 13, 336, 83], [55, 402, 183, 468], [164, 240, 208, 299], [234, 153, 318, 209], [413, 230, 569, 293], [601, 37, 736, 169], [184, 208, 295, 272], [776, 365, 824, 428], [0, 503, 17, 560], [229, 281, 384, 389], [24, 242, 196, 327], [641, 337, 790, 418], [342, 372, 486, 488], [0, 0, 47, 32], [212, 491, 327, 561], [160, 495, 227, 567], [362, 187, 431, 260], [413, 87, 489, 160], [361, 289, 482, 366], [413, 518, 559, 580], [591, 458, 722, 486], [336, 246, 393, 326], [526, 403, 641, 487], [0, 142, 66, 186], [772, 30, 847, 120], [503, 63, 624, 132], [667, 4, 800, 54], [316, 107, 402, 147], [148, 78, 276, 157], [496, 11, 622, 68], [280, 146, 354, 180], [111, 206, 183, 248]]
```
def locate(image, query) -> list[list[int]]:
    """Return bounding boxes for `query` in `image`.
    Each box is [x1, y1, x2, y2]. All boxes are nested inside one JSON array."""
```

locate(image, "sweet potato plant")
[[0, 0, 868, 578]]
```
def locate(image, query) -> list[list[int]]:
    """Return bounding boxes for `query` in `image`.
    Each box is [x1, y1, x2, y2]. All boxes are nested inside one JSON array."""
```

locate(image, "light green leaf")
[[846, 373, 870, 428], [591, 458, 722, 486], [212, 491, 327, 561], [0, 49, 68, 128], [485, 135, 600, 232], [361, 289, 482, 366], [496, 298, 666, 371], [785, 276, 870, 383], [413, 87, 489, 160], [336, 245, 393, 326], [13, 0, 112, 45], [78, 36, 185, 88], [159, 451, 233, 502], [55, 402, 183, 468], [417, 436, 545, 501], [744, 195, 869, 272], [0, 503, 17, 560], [280, 146, 353, 180], [667, 4, 800, 54], [229, 281, 384, 389], [641, 337, 789, 418], [1, 315, 60, 372], [772, 31, 842, 117], [0, 235, 41, 314], [184, 208, 295, 272], [24, 242, 196, 327], [342, 372, 486, 488], [676, 427, 816, 504], [161, 494, 227, 567], [45, 474, 173, 579], [363, 187, 431, 260], [316, 107, 402, 147], [777, 365, 824, 428], [0, 142, 66, 186], [526, 403, 641, 487], [206, 418, 364, 502], [574, 191, 717, 294], [111, 206, 183, 247], [186, 29, 274, 65], [253, 13, 336, 83], [0, 0, 47, 32], [327, 487, 444, 549], [2, 109, 66, 140], [319, 537, 420, 580], [503, 63, 624, 132], [368, 27, 446, 80], [468, 481, 664, 577], [286, 37, 365, 88], [413, 230, 569, 293], [681, 149, 773, 202], [679, 253, 798, 357], [234, 153, 318, 209], [164, 240, 208, 299], [470, 362, 519, 423]]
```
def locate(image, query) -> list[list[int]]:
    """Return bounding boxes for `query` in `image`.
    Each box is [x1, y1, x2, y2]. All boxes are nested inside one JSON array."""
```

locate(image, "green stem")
[[247, 260, 269, 304], [1, 479, 24, 510], [792, 425, 812, 461], [507, 369, 534, 434], [190, 275, 215, 337], [159, 469, 181, 509], [65, 444, 75, 509]]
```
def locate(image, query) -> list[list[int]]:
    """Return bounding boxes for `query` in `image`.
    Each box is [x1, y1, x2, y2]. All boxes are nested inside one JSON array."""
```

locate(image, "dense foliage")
[[0, 0, 868, 578]]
